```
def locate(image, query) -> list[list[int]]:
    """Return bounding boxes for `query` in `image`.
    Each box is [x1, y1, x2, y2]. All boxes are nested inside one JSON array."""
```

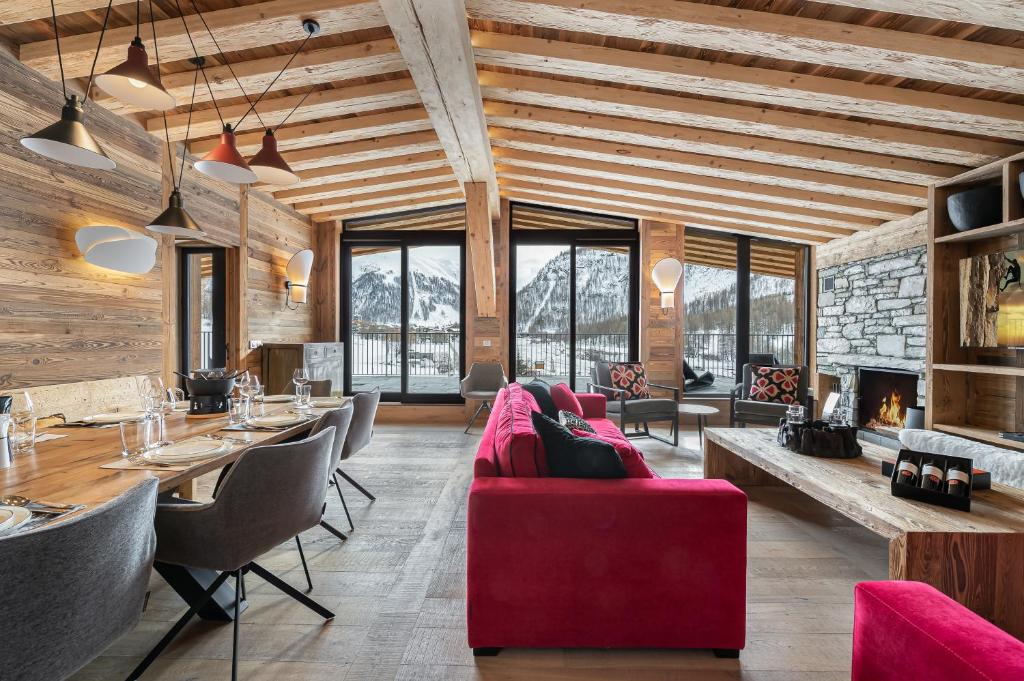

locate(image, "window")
[[178, 247, 226, 376], [510, 203, 639, 390], [342, 205, 465, 403]]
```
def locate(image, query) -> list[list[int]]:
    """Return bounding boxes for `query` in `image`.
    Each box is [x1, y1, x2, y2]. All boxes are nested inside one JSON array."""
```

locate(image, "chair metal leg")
[[231, 571, 241, 681], [464, 400, 490, 433], [333, 473, 354, 531], [337, 469, 376, 501], [320, 519, 348, 541], [125, 570, 232, 681], [248, 562, 335, 620], [294, 536, 313, 592], [673, 413, 679, 447]]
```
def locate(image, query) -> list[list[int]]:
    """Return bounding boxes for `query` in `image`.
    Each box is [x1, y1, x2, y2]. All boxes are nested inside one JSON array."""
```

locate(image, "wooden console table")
[[705, 427, 1024, 640]]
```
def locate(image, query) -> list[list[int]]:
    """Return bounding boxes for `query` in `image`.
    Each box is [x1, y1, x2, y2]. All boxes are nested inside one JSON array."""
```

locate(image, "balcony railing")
[[684, 332, 795, 379], [351, 331, 461, 377], [514, 333, 629, 380]]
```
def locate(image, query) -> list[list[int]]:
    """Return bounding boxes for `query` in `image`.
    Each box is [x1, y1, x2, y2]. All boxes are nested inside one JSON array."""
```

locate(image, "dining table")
[[0, 399, 324, 621]]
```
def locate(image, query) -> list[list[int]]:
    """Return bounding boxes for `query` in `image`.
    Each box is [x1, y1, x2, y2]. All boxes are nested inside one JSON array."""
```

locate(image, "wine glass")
[[10, 392, 36, 453], [235, 371, 252, 423], [292, 368, 309, 396]]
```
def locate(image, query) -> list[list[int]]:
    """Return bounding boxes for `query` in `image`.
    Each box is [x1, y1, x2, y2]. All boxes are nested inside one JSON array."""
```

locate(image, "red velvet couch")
[[467, 383, 748, 656], [853, 581, 1024, 681]]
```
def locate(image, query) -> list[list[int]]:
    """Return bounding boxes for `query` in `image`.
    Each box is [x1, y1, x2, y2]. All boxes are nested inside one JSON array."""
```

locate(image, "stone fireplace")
[[856, 367, 920, 439]]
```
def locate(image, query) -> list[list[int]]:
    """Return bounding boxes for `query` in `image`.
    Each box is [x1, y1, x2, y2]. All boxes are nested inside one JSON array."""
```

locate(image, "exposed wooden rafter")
[[465, 0, 1024, 93], [820, 1, 1024, 32], [1, 1, 134, 24], [379, 0, 498, 212], [265, 150, 450, 192], [274, 166, 454, 204], [276, 130, 441, 172], [318, 191, 466, 221]]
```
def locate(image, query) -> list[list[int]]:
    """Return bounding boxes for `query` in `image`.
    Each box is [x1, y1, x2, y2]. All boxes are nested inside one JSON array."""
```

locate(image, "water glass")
[[229, 397, 250, 425], [10, 416, 36, 453], [120, 417, 153, 458], [292, 368, 309, 394], [295, 384, 311, 407], [786, 405, 806, 425], [163, 387, 186, 412]]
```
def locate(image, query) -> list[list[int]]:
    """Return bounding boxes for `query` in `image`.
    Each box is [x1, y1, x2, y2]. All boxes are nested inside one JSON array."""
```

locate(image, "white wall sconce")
[[285, 249, 314, 308], [76, 226, 157, 274], [651, 257, 683, 309]]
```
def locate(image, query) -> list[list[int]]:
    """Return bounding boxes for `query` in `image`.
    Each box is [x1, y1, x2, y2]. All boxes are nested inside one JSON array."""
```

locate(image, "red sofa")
[[467, 383, 748, 656], [853, 581, 1024, 681]]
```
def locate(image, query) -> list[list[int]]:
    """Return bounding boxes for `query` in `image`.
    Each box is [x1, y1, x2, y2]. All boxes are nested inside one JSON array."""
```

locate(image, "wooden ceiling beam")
[[471, 31, 1024, 142], [278, 130, 441, 171], [500, 189, 830, 245], [496, 165, 878, 231], [819, 1, 1024, 32], [298, 180, 461, 216], [500, 178, 855, 238], [513, 214, 624, 230], [495, 148, 913, 221], [485, 100, 961, 185], [1, 1, 135, 24], [154, 79, 420, 141], [464, 0, 1024, 93], [353, 212, 465, 230], [379, 0, 498, 212], [513, 204, 630, 227], [489, 127, 928, 207], [273, 167, 453, 204], [493, 147, 913, 221], [97, 39, 405, 116], [21, 0, 387, 80], [264, 150, 450, 192], [316, 192, 466, 222], [189, 108, 432, 155], [479, 72, 1015, 167]]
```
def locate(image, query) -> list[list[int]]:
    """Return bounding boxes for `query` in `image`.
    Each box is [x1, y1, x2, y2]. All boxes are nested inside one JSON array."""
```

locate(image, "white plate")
[[0, 507, 15, 533], [259, 395, 294, 403], [309, 398, 345, 408], [83, 411, 146, 424], [249, 414, 305, 428], [0, 506, 32, 536], [143, 439, 229, 464]]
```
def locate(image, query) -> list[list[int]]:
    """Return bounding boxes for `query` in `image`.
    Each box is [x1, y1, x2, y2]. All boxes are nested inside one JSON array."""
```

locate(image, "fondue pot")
[[184, 370, 236, 417]]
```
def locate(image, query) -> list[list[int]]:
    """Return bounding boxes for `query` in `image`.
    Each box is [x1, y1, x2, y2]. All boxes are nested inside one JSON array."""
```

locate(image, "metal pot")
[[185, 376, 236, 397]]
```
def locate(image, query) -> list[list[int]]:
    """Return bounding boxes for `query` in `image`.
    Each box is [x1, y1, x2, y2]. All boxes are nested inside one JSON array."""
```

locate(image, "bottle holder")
[[890, 449, 972, 512]]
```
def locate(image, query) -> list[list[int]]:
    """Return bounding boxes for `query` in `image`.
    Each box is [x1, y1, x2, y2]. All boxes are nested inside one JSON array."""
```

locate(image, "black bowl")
[[185, 376, 235, 397], [947, 184, 1002, 232]]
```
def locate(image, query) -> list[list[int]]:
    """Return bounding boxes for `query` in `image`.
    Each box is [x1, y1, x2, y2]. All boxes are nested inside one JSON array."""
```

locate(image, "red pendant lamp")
[[95, 36, 176, 111], [249, 129, 299, 185], [194, 123, 258, 184]]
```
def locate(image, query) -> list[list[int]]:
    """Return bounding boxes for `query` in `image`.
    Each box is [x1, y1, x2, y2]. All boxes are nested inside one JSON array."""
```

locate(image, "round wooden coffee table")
[[678, 404, 720, 447]]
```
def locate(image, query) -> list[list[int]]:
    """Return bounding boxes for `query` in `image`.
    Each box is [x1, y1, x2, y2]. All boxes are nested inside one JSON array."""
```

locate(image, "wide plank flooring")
[[71, 423, 887, 680]]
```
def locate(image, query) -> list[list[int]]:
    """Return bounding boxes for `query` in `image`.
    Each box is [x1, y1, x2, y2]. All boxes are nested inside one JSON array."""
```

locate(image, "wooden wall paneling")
[[175, 148, 241, 249], [640, 220, 684, 390], [312, 220, 342, 342], [815, 210, 928, 269], [0, 48, 164, 390]]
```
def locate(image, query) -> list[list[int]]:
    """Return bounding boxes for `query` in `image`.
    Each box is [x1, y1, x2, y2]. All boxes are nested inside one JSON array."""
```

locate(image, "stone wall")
[[816, 245, 927, 402]]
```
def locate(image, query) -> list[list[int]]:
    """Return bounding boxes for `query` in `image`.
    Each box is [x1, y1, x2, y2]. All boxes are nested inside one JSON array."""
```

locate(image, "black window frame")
[[177, 246, 227, 382], [508, 202, 640, 390]]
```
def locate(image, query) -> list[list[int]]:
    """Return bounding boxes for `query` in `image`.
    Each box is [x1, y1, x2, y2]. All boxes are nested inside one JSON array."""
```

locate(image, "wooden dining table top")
[[0, 401, 322, 512]]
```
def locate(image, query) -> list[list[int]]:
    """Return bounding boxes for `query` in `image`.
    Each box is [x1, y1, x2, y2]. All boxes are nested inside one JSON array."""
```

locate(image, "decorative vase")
[[946, 184, 1002, 232]]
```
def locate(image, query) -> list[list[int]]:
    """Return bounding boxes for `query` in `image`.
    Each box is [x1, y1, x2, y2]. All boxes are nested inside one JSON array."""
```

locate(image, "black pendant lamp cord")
[[82, 0, 114, 103], [233, 26, 314, 131], [160, 64, 198, 192], [186, 0, 267, 130], [274, 82, 316, 133], [48, 0, 67, 100]]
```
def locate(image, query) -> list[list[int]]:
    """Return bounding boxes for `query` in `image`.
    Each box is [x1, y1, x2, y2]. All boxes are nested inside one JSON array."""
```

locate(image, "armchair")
[[589, 361, 679, 446], [730, 363, 814, 427]]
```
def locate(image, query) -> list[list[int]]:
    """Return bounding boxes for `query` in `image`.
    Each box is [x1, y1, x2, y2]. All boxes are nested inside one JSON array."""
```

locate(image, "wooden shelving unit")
[[926, 150, 1024, 447]]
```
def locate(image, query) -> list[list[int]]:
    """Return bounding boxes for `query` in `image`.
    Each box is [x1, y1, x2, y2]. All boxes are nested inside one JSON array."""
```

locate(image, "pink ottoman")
[[853, 581, 1024, 681]]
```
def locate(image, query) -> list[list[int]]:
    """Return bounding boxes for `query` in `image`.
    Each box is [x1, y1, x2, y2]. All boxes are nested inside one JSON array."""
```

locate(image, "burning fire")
[[867, 390, 905, 430]]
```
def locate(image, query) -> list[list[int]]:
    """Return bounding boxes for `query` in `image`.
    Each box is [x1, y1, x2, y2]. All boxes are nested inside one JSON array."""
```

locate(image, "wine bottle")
[[946, 465, 970, 498], [921, 460, 945, 491], [895, 459, 919, 486]]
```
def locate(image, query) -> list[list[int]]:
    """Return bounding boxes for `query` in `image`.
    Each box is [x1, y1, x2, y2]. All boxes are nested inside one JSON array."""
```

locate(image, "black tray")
[[890, 449, 972, 512], [882, 459, 990, 490]]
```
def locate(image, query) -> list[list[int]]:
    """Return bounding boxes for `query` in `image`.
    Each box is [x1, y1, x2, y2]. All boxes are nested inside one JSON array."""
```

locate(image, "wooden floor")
[[71, 424, 887, 681]]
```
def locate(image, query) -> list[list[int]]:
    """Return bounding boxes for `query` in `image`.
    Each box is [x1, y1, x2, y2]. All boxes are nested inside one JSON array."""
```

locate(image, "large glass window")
[[683, 233, 738, 396], [178, 247, 226, 376], [750, 240, 799, 366], [510, 204, 638, 390], [343, 206, 465, 403]]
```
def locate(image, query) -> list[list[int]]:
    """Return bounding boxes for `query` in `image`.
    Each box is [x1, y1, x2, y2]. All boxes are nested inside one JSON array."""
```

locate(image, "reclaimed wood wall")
[[0, 47, 164, 390], [640, 220, 685, 390]]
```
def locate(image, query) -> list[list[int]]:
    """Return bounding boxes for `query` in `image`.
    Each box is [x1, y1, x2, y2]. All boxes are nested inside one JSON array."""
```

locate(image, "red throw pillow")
[[749, 366, 800, 404], [550, 382, 584, 416], [608, 362, 650, 400]]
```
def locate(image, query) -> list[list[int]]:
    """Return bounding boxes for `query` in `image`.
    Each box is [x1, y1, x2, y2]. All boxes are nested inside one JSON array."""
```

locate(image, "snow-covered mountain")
[[351, 248, 461, 331], [684, 263, 795, 334]]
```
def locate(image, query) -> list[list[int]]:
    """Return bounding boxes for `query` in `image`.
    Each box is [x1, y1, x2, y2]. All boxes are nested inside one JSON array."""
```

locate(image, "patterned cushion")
[[749, 366, 801, 404], [559, 410, 595, 433], [608, 363, 650, 400]]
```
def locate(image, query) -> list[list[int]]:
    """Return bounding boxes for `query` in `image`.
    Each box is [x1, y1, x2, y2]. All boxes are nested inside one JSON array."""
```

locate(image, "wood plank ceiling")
[[2, 0, 1023, 244]]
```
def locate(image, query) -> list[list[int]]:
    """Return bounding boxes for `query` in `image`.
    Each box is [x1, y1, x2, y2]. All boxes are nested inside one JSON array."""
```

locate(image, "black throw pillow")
[[531, 412, 627, 479], [522, 379, 558, 419], [559, 409, 595, 434]]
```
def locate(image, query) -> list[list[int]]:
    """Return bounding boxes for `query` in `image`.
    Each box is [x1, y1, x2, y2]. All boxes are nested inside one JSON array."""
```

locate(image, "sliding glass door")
[[510, 205, 639, 390], [343, 235, 465, 402]]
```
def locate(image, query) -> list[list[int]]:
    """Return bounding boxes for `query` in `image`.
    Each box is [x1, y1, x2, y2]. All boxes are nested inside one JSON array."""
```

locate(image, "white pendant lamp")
[[285, 249, 314, 306], [652, 257, 683, 309], [76, 226, 157, 274], [21, 2, 115, 170]]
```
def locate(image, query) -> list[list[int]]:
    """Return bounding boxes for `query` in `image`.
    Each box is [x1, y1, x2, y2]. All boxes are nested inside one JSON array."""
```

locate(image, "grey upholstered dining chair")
[[460, 362, 508, 433], [336, 387, 380, 511], [309, 379, 332, 397], [0, 478, 158, 681], [125, 429, 336, 681], [293, 404, 354, 590]]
